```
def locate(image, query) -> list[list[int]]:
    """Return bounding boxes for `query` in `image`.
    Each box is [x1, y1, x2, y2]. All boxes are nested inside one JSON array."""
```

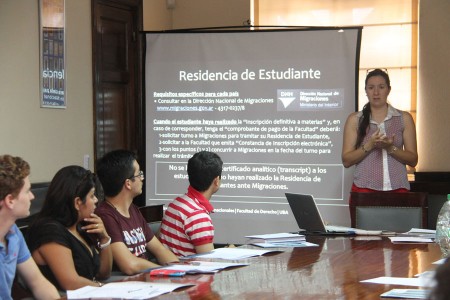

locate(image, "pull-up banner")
[[145, 28, 362, 243]]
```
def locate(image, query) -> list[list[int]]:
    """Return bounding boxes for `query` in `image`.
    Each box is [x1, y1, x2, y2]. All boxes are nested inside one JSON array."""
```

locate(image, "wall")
[[0, 0, 449, 183], [143, 0, 173, 30], [144, 0, 450, 173], [417, 0, 450, 171], [171, 0, 250, 29], [143, 0, 250, 30], [0, 0, 93, 182]]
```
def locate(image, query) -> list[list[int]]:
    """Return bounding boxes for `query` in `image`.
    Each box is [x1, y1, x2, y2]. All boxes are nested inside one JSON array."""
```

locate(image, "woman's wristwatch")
[[388, 145, 398, 154]]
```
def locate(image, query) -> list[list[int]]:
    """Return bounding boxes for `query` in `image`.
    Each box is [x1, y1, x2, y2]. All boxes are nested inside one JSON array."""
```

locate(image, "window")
[[254, 0, 418, 119]]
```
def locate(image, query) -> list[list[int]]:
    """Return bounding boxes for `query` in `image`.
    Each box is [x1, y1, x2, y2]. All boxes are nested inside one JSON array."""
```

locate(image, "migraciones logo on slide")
[[277, 89, 344, 111], [278, 90, 297, 109]]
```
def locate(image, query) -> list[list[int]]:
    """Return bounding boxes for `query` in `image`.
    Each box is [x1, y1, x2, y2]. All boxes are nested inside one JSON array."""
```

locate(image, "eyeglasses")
[[366, 68, 388, 75], [128, 170, 144, 180]]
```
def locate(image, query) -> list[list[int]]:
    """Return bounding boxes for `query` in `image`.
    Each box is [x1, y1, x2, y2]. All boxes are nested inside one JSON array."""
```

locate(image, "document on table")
[[389, 236, 434, 243], [325, 225, 384, 236], [156, 261, 248, 274], [245, 232, 305, 243], [67, 281, 194, 299], [433, 258, 446, 265], [380, 289, 431, 299], [185, 247, 283, 260], [400, 228, 436, 239], [405, 228, 436, 235], [361, 276, 434, 288], [251, 241, 318, 248]]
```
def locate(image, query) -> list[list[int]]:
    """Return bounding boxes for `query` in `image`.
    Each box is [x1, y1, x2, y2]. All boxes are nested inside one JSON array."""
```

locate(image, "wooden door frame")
[[91, 0, 146, 206]]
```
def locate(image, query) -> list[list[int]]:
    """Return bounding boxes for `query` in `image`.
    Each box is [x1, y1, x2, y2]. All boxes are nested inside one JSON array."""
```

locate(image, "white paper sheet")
[[187, 247, 282, 260], [433, 258, 446, 265], [389, 237, 434, 243], [160, 261, 248, 273], [380, 289, 430, 299], [361, 276, 434, 288], [251, 241, 318, 248], [67, 281, 193, 299]]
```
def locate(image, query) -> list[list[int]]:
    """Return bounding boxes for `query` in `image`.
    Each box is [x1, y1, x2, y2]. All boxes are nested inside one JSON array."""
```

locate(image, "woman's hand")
[[373, 133, 395, 150], [82, 213, 110, 242], [364, 128, 387, 151]]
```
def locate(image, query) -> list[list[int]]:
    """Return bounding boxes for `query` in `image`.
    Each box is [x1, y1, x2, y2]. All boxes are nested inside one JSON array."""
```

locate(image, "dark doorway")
[[92, 0, 145, 206]]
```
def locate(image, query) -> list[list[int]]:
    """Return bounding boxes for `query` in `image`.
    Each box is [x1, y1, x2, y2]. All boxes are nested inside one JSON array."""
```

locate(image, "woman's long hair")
[[34, 166, 100, 227], [355, 69, 391, 148]]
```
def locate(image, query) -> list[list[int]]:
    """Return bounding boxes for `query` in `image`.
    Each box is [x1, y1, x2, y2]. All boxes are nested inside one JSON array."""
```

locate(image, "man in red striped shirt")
[[159, 151, 222, 257]]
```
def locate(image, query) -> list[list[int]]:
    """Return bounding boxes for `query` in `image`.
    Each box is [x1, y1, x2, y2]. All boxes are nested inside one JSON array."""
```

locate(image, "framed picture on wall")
[[39, 0, 66, 108]]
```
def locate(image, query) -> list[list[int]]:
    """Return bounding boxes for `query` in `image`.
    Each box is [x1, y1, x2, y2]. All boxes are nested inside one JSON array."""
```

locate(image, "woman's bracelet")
[[98, 236, 111, 250], [361, 144, 369, 153]]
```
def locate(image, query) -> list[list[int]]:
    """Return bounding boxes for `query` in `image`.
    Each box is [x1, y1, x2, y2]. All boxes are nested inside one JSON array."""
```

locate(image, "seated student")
[[27, 166, 112, 291], [95, 150, 179, 275], [0, 154, 59, 300], [159, 151, 223, 257]]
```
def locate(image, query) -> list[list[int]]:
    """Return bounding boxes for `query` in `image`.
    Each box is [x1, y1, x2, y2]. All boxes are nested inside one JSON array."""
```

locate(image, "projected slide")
[[145, 28, 361, 243]]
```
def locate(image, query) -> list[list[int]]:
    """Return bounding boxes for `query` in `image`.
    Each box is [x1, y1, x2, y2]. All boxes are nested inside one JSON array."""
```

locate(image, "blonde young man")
[[0, 155, 60, 300]]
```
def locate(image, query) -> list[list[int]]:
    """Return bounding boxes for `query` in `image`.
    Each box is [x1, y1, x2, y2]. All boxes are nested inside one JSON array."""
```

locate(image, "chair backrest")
[[16, 182, 50, 232], [349, 192, 428, 232], [138, 204, 164, 236]]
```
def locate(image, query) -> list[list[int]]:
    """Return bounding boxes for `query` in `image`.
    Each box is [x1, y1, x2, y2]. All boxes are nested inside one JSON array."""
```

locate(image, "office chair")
[[16, 182, 50, 234], [349, 192, 428, 232]]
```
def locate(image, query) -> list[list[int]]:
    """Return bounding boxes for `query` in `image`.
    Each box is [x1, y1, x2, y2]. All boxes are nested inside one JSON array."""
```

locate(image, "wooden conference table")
[[70, 236, 444, 299]]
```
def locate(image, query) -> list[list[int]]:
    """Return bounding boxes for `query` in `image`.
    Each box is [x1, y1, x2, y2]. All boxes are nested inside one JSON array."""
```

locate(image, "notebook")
[[285, 193, 355, 235]]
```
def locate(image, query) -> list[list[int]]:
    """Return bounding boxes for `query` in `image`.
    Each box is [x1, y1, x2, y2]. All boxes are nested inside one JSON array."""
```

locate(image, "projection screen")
[[145, 28, 362, 244]]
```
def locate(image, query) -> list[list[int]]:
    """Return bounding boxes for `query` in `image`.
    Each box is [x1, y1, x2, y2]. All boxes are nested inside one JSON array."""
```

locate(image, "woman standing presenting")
[[342, 69, 418, 192]]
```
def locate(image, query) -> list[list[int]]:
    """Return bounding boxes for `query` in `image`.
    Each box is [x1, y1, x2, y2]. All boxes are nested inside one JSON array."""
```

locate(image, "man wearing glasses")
[[95, 150, 178, 275]]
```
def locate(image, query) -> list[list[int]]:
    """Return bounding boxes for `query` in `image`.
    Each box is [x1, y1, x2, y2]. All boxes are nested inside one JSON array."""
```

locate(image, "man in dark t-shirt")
[[95, 150, 178, 275]]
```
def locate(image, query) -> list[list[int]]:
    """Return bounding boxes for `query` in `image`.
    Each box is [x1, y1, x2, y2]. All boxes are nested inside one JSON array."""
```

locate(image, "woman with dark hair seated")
[[27, 166, 112, 291]]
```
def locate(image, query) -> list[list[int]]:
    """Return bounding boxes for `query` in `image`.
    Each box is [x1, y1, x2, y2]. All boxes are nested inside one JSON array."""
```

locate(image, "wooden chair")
[[349, 192, 428, 232]]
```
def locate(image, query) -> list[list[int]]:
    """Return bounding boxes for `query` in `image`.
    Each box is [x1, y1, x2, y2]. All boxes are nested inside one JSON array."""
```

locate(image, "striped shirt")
[[159, 186, 214, 257]]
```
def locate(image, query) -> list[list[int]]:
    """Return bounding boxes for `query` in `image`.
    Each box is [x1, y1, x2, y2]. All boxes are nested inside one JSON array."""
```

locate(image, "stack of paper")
[[150, 261, 248, 276], [244, 232, 316, 248], [67, 281, 194, 299], [389, 236, 434, 244], [325, 225, 388, 236], [380, 289, 430, 299], [400, 228, 436, 239], [185, 247, 283, 260], [245, 232, 305, 244], [251, 241, 319, 248]]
